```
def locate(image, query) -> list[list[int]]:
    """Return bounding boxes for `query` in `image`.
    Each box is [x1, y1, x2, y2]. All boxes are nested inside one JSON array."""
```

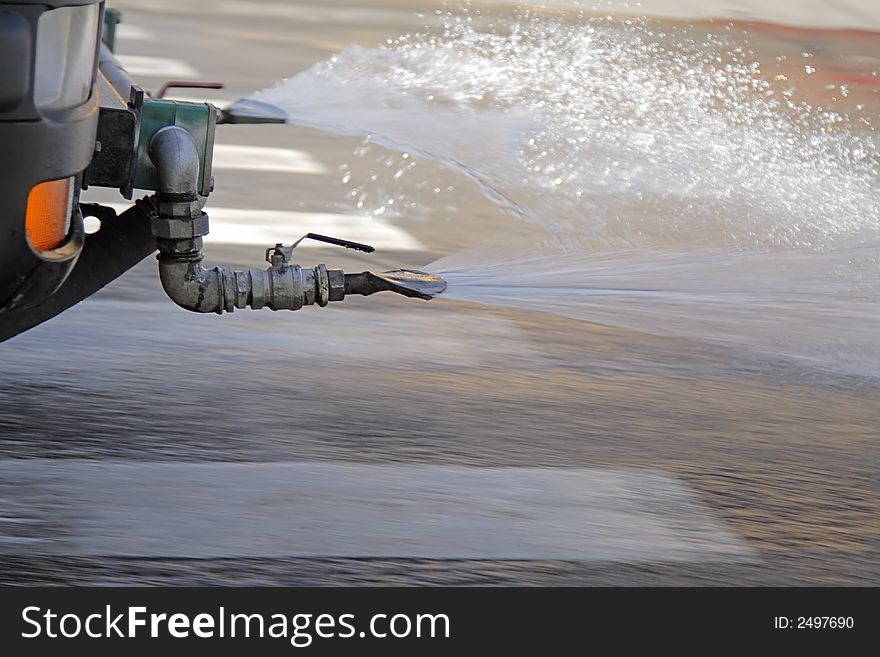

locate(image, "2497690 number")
[[798, 617, 853, 629], [774, 616, 854, 629]]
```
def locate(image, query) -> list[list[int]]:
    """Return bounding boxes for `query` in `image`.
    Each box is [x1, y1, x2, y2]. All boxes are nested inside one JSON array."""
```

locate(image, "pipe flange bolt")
[[157, 199, 202, 219], [315, 264, 329, 307], [328, 268, 345, 302], [151, 212, 210, 240]]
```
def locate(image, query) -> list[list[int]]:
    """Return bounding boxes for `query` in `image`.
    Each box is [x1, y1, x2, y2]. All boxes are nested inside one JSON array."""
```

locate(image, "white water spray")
[[246, 7, 880, 374]]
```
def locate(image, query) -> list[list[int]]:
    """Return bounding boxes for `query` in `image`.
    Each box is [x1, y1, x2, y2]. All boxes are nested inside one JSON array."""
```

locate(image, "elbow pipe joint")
[[148, 125, 228, 313], [149, 126, 201, 198]]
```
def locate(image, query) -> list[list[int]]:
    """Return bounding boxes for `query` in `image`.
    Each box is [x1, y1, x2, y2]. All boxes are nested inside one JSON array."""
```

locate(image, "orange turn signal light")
[[26, 177, 73, 252]]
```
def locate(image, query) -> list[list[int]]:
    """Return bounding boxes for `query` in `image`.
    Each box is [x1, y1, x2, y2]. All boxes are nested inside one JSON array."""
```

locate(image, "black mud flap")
[[0, 198, 158, 343]]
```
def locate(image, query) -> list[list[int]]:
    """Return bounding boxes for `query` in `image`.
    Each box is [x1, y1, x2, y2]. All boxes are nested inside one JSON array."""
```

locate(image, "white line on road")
[[206, 208, 424, 249], [160, 94, 232, 108], [0, 461, 752, 561], [115, 24, 154, 41], [212, 144, 328, 175], [116, 54, 199, 78], [215, 1, 439, 25], [102, 203, 424, 250]]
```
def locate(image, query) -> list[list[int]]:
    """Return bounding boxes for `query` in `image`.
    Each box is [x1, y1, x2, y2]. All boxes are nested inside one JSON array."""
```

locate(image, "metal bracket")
[[134, 98, 217, 197], [155, 80, 225, 99]]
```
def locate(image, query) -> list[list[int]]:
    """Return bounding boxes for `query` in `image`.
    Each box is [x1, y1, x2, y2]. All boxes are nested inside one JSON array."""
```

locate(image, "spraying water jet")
[[214, 12, 880, 376]]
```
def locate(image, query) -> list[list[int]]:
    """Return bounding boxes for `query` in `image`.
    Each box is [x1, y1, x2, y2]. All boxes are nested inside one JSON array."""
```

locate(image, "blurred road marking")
[[115, 24, 153, 41], [215, 1, 438, 25], [104, 203, 423, 250], [160, 94, 232, 108], [213, 144, 328, 175], [0, 461, 753, 561], [0, 516, 41, 524], [116, 55, 199, 78], [206, 208, 424, 249], [0, 536, 46, 545], [113, 0, 880, 31]]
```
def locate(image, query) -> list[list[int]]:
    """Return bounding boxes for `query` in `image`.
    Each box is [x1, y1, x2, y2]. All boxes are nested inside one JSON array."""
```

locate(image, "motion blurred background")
[[1, 0, 878, 584]]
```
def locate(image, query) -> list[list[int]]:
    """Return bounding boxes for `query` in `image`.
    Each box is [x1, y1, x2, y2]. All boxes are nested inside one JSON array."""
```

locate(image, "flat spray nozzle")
[[344, 270, 447, 300], [218, 98, 287, 124]]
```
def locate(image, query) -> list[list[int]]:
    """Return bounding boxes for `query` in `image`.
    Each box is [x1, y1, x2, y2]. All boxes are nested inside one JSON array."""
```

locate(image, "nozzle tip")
[[344, 270, 447, 300], [219, 99, 287, 124], [379, 269, 447, 300]]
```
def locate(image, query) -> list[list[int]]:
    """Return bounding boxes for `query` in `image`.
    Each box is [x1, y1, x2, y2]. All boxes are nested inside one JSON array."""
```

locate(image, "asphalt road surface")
[[1, 1, 878, 585]]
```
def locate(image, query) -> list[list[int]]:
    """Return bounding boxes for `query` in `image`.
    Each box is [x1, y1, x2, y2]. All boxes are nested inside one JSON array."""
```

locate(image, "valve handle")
[[266, 234, 376, 266], [292, 233, 375, 253], [154, 81, 225, 99]]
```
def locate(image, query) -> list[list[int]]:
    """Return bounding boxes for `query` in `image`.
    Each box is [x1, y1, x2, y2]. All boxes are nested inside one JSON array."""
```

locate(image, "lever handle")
[[294, 233, 376, 253], [266, 234, 376, 266], [154, 81, 225, 99]]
